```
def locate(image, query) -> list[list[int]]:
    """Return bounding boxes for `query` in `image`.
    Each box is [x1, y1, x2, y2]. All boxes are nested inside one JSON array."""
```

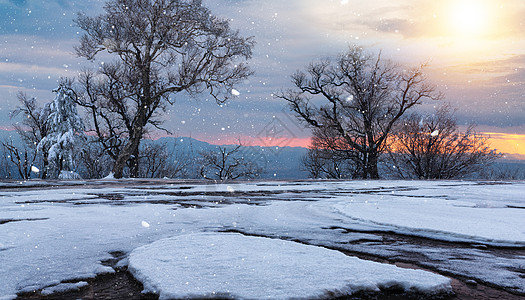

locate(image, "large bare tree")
[[74, 0, 254, 178], [278, 46, 441, 179], [387, 105, 500, 179]]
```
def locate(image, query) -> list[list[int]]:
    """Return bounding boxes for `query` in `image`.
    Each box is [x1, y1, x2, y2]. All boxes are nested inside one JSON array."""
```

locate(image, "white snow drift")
[[128, 232, 452, 299]]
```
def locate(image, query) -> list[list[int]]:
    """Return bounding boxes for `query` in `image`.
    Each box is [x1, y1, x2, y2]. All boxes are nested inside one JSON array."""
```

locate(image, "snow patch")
[[333, 195, 525, 244], [103, 172, 115, 179], [128, 232, 452, 299], [40, 281, 88, 296], [58, 171, 81, 180]]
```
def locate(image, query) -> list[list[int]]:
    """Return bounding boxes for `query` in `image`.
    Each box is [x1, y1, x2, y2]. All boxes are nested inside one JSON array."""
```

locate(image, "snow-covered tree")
[[38, 83, 85, 179]]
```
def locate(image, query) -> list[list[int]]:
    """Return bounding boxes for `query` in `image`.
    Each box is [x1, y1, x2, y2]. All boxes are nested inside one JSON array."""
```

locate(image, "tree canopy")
[[75, 0, 255, 178], [278, 46, 441, 179]]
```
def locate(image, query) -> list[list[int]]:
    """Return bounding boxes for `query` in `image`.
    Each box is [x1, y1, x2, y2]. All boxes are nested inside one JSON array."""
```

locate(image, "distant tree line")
[[1, 87, 262, 180]]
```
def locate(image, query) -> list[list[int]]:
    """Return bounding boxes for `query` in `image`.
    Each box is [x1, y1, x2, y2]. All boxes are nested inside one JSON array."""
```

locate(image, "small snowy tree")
[[38, 83, 85, 179]]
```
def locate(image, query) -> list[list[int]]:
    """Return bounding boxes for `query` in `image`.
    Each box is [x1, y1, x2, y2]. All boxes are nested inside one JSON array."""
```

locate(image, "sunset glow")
[[449, 0, 490, 37], [1, 0, 524, 160], [484, 133, 525, 158]]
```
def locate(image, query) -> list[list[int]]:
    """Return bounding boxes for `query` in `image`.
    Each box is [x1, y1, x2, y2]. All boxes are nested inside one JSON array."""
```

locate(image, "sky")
[[1, 0, 524, 156]]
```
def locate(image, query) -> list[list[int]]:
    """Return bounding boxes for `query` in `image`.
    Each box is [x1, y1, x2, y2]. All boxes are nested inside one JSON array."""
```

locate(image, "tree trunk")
[[129, 144, 140, 178], [112, 126, 144, 178], [41, 152, 48, 179], [58, 152, 63, 176], [359, 152, 368, 179], [23, 152, 29, 179], [367, 152, 380, 179]]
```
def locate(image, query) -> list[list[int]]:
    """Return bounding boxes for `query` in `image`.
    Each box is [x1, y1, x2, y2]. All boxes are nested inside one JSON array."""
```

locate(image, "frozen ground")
[[0, 179, 524, 299], [128, 232, 451, 299]]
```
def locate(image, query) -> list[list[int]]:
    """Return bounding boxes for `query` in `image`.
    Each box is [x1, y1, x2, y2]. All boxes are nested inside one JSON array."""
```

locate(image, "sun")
[[449, 0, 490, 37]]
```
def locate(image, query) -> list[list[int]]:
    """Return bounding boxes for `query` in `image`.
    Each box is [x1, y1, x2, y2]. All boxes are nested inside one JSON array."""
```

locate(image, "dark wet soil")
[[0, 218, 49, 225], [16, 267, 156, 300], [17, 251, 157, 300]]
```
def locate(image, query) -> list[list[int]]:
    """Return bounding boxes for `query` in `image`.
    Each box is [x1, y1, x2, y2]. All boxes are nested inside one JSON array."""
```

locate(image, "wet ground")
[[5, 180, 525, 299], [16, 241, 523, 300]]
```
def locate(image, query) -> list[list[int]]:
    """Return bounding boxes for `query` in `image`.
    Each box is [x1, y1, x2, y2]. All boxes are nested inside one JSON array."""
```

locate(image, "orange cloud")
[[484, 132, 525, 157]]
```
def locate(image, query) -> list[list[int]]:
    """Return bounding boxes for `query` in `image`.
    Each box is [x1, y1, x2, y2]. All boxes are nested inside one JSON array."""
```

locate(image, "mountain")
[[1, 129, 523, 180], [154, 137, 310, 179]]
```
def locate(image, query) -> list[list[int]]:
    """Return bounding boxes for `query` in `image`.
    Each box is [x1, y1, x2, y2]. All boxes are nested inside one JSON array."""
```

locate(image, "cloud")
[[482, 132, 525, 155], [1, 0, 524, 143], [9, 0, 27, 6], [296, 0, 525, 42]]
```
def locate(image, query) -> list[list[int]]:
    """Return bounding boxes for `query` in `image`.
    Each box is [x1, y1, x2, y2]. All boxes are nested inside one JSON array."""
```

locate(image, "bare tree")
[[10, 92, 51, 178], [78, 139, 114, 179], [0, 139, 36, 180], [75, 70, 127, 173], [387, 106, 500, 179], [139, 141, 189, 178], [301, 148, 324, 179], [277, 46, 441, 179], [302, 148, 360, 179], [478, 164, 525, 180], [74, 0, 254, 178], [199, 144, 262, 181], [302, 126, 361, 179], [0, 148, 12, 179]]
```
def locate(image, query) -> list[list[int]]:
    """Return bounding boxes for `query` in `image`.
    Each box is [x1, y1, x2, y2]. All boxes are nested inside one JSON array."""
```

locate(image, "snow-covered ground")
[[128, 232, 451, 299], [0, 180, 524, 299]]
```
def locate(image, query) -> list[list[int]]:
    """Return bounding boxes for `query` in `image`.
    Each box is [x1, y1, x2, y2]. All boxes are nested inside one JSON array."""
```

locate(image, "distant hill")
[[0, 129, 524, 180], [153, 136, 310, 179], [0, 129, 22, 143]]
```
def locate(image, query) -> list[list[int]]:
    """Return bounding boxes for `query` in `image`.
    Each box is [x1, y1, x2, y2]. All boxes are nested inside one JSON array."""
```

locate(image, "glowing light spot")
[[449, 0, 489, 36]]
